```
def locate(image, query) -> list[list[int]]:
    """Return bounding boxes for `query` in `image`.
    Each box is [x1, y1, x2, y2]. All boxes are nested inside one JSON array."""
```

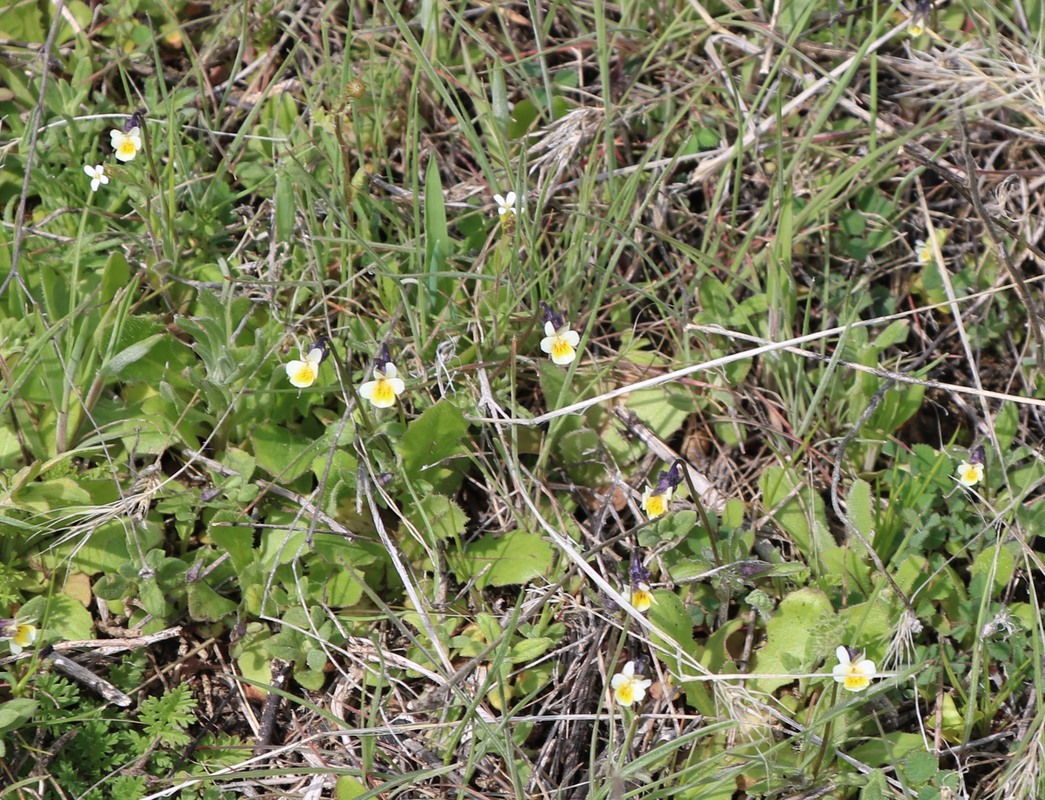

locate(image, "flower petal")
[[286, 360, 317, 388]]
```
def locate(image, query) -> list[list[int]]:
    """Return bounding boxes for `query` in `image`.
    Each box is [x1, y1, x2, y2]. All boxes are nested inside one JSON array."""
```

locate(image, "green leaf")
[[700, 617, 746, 674], [400, 400, 470, 491], [71, 519, 162, 575], [698, 276, 733, 321], [94, 573, 130, 601], [225, 446, 257, 481], [970, 543, 1016, 600], [509, 637, 554, 664], [252, 423, 325, 482], [839, 597, 894, 646], [847, 479, 873, 538], [995, 403, 1018, 451], [0, 4, 45, 41], [508, 98, 539, 139], [187, 580, 238, 622], [20, 594, 93, 641], [559, 428, 604, 485], [310, 563, 364, 607], [840, 209, 866, 237], [139, 579, 172, 619], [0, 699, 37, 733], [872, 320, 910, 351], [626, 385, 697, 441], [643, 509, 698, 549], [99, 334, 166, 379], [257, 514, 308, 569], [306, 646, 329, 672], [406, 494, 467, 541], [424, 157, 449, 306], [209, 513, 256, 573], [109, 776, 147, 800], [275, 166, 295, 245], [648, 590, 713, 714], [648, 590, 700, 658], [335, 776, 369, 800], [723, 498, 745, 528], [100, 251, 130, 304], [233, 628, 273, 689], [140, 685, 196, 746], [903, 750, 939, 785], [752, 587, 835, 693], [860, 769, 888, 800], [850, 732, 934, 770], [866, 383, 926, 435], [759, 466, 833, 560], [295, 668, 326, 691], [490, 64, 509, 131], [667, 558, 712, 583], [14, 476, 91, 512], [312, 447, 354, 486], [451, 529, 554, 588]]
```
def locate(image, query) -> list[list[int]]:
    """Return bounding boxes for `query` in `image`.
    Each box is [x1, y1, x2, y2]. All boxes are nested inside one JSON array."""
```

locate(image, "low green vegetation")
[[2, 0, 1044, 798]]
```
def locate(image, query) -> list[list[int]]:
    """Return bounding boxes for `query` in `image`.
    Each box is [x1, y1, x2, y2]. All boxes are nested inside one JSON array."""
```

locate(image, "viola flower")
[[611, 660, 653, 707], [110, 126, 143, 162], [359, 347, 406, 409], [642, 462, 684, 520], [908, 0, 930, 36], [1, 620, 38, 655], [956, 445, 986, 488], [914, 238, 935, 265], [541, 321, 580, 365], [285, 339, 329, 389], [631, 582, 655, 613], [83, 163, 109, 192], [956, 460, 984, 488], [642, 484, 673, 519], [539, 303, 580, 365], [629, 555, 655, 612], [832, 646, 877, 692], [494, 191, 517, 218]]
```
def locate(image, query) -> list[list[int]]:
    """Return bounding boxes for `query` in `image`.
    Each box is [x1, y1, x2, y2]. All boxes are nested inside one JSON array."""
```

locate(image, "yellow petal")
[[644, 493, 668, 519], [844, 674, 871, 691], [286, 361, 318, 388], [631, 588, 653, 612], [614, 682, 636, 706]]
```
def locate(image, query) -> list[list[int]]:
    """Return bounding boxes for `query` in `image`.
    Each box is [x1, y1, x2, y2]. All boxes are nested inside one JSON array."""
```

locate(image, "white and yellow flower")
[[285, 343, 327, 389], [83, 163, 108, 192], [540, 321, 580, 365], [611, 660, 653, 707], [1, 620, 38, 655], [642, 483, 673, 519], [359, 362, 406, 409], [914, 238, 934, 265], [631, 581, 655, 613], [832, 646, 877, 692], [908, 0, 930, 37], [110, 126, 143, 162], [641, 464, 684, 520], [956, 460, 984, 488], [494, 191, 517, 218], [956, 446, 986, 489]]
